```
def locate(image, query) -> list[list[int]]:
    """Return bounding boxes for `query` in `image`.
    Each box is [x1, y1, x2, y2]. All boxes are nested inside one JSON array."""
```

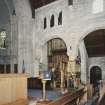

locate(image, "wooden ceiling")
[[29, 0, 57, 9], [84, 29, 105, 57]]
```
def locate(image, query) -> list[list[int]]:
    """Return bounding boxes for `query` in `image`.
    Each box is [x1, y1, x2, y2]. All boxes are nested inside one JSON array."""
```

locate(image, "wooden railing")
[[37, 87, 85, 105]]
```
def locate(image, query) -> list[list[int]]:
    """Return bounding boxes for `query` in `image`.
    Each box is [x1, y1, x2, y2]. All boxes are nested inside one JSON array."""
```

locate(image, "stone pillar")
[[79, 40, 88, 84], [14, 0, 34, 75], [10, 15, 18, 73], [67, 58, 76, 88], [4, 64, 6, 73], [67, 60, 76, 74], [61, 69, 64, 91], [52, 68, 56, 88], [41, 43, 48, 68], [10, 62, 14, 73]]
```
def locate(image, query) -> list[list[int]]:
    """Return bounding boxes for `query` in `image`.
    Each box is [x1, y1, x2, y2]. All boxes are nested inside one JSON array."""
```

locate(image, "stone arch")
[[41, 35, 67, 47], [78, 26, 105, 44], [41, 35, 67, 68], [41, 36, 68, 88], [77, 25, 105, 84]]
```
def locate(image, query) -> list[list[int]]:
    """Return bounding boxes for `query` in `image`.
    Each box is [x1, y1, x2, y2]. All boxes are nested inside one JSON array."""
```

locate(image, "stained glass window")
[[0, 29, 6, 48]]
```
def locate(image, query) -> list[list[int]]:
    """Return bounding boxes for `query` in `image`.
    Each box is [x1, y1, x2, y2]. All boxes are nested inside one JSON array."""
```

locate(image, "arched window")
[[68, 0, 73, 5], [50, 15, 54, 27], [44, 17, 47, 29], [58, 12, 62, 25], [0, 29, 6, 48], [93, 0, 103, 14]]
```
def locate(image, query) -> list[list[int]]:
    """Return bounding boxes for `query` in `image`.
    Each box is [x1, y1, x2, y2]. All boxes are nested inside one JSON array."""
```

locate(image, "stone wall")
[[34, 0, 105, 82], [13, 0, 35, 76], [89, 57, 105, 80], [0, 0, 15, 73], [34, 0, 105, 58], [1, 0, 105, 80]]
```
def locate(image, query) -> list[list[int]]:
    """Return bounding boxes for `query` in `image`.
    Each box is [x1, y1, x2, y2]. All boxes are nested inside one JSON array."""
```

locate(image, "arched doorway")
[[47, 38, 68, 88], [90, 66, 102, 84], [90, 66, 102, 95]]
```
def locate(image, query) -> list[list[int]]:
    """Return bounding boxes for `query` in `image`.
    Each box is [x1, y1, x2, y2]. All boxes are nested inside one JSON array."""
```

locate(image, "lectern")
[[41, 71, 51, 100]]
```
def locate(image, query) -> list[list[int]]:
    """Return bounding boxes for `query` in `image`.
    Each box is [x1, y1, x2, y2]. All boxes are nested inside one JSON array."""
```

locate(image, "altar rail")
[[37, 87, 85, 105]]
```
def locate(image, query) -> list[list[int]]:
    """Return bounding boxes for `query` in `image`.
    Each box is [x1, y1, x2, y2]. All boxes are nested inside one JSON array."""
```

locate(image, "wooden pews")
[[37, 87, 85, 105]]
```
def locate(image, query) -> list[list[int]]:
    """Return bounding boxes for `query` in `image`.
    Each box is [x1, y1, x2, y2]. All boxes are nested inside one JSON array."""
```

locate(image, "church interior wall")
[[89, 57, 105, 80], [0, 0, 105, 103], [0, 0, 15, 73], [13, 0, 35, 75], [0, 0, 105, 79], [33, 0, 105, 79]]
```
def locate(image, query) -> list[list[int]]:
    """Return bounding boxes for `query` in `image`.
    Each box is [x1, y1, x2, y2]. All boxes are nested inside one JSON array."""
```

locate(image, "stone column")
[[67, 58, 77, 88], [4, 64, 6, 73], [61, 69, 64, 91], [14, 0, 34, 75], [67, 60, 76, 74], [10, 62, 14, 73], [41, 43, 48, 68], [79, 40, 88, 84], [10, 15, 18, 73]]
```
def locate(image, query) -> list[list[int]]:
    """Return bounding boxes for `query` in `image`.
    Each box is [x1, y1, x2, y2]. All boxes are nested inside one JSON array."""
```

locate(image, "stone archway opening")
[[47, 38, 67, 68], [84, 29, 105, 81], [79, 29, 105, 84], [47, 38, 68, 89], [90, 66, 102, 96]]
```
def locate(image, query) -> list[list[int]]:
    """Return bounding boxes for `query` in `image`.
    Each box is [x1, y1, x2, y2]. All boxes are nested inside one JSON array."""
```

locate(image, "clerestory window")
[[58, 11, 62, 25], [44, 17, 47, 29], [50, 15, 54, 27]]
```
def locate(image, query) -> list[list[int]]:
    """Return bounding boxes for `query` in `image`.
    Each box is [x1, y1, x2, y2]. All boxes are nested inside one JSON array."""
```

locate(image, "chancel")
[[0, 0, 105, 105]]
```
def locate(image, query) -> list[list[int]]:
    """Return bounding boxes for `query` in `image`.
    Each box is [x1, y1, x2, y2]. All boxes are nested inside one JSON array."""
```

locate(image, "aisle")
[[28, 89, 62, 100]]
